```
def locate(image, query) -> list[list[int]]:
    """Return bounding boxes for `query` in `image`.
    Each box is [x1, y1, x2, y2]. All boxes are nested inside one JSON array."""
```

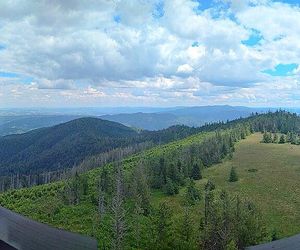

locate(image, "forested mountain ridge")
[[0, 118, 139, 174], [0, 122, 251, 249], [0, 115, 83, 136], [1, 111, 299, 249], [0, 117, 200, 177]]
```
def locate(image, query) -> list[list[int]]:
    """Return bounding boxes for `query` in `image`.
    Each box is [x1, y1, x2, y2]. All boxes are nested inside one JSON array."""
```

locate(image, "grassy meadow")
[[197, 132, 300, 238], [152, 133, 300, 238]]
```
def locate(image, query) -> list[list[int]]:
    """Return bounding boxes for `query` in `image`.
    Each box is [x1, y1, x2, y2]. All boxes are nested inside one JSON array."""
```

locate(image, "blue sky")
[[0, 72, 18, 78], [0, 0, 300, 107], [263, 63, 298, 76]]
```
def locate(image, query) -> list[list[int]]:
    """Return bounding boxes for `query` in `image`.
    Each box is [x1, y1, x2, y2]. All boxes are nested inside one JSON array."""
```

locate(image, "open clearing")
[[200, 133, 300, 238], [152, 132, 300, 239]]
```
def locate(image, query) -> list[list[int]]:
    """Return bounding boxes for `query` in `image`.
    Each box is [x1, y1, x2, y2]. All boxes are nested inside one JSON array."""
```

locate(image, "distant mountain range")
[[0, 105, 288, 135], [0, 115, 82, 136], [101, 105, 272, 130]]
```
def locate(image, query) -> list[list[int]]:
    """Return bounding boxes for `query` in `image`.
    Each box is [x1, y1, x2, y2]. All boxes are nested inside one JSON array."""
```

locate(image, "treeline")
[[58, 123, 257, 248], [79, 112, 300, 248], [0, 118, 201, 177], [61, 163, 266, 249], [0, 170, 69, 192], [4, 112, 293, 248], [0, 142, 153, 193], [2, 111, 299, 194], [199, 110, 300, 135], [145, 125, 250, 195], [262, 131, 300, 145]]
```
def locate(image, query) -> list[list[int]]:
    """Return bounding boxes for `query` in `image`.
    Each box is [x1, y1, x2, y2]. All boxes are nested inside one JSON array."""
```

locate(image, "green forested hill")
[[0, 117, 201, 176], [0, 117, 139, 175], [1, 111, 300, 249]]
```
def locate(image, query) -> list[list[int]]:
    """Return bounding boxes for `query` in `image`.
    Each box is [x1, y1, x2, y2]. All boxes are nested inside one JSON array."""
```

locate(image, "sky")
[[0, 0, 300, 108]]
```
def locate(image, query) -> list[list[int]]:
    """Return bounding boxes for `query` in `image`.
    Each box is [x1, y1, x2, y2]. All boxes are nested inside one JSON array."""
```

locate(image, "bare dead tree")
[[98, 189, 106, 216], [111, 163, 126, 250]]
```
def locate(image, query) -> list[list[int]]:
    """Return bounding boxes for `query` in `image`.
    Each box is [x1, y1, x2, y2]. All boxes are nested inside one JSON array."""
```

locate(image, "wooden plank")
[[0, 206, 97, 250]]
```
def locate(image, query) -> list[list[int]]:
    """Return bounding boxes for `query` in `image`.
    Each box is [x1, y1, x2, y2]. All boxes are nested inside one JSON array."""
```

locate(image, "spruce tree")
[[279, 134, 285, 144], [273, 133, 278, 143], [191, 163, 202, 180], [164, 178, 179, 195], [228, 167, 238, 182], [205, 180, 215, 192], [286, 131, 292, 142], [185, 179, 201, 205], [262, 131, 272, 143], [154, 202, 172, 249], [179, 208, 195, 248]]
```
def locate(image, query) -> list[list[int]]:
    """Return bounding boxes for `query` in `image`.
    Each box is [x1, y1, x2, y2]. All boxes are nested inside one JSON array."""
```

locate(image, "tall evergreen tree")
[[131, 162, 151, 215], [262, 131, 272, 143], [185, 179, 201, 205], [164, 178, 179, 195], [279, 134, 286, 144], [191, 163, 202, 180], [273, 133, 278, 143], [178, 207, 195, 248], [228, 167, 238, 182], [154, 202, 173, 249]]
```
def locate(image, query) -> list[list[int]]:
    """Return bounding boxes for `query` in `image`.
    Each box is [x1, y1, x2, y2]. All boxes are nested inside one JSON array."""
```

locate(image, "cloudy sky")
[[0, 0, 300, 107]]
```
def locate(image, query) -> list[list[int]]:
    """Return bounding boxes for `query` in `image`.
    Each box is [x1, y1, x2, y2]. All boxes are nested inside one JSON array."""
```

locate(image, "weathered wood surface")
[[0, 206, 97, 250], [247, 234, 300, 250]]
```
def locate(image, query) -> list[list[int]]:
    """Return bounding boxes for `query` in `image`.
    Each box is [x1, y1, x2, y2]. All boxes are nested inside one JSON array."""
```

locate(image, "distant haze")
[[2, 105, 299, 135]]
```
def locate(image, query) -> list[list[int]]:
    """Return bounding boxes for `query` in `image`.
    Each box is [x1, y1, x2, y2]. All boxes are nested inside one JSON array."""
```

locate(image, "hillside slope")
[[0, 117, 201, 176], [1, 112, 300, 249], [1, 132, 299, 247], [201, 133, 300, 238], [0, 118, 139, 175]]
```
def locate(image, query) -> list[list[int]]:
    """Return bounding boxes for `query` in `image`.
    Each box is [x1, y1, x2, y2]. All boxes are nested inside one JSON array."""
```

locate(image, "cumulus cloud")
[[0, 0, 300, 107], [177, 64, 194, 74], [34, 79, 75, 89]]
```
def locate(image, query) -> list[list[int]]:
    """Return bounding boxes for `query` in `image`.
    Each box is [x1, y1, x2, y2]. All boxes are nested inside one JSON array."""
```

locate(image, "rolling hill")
[[0, 106, 271, 135], [1, 111, 300, 249], [101, 105, 271, 130], [0, 117, 139, 175], [101, 112, 180, 130], [0, 117, 200, 176], [0, 115, 83, 136]]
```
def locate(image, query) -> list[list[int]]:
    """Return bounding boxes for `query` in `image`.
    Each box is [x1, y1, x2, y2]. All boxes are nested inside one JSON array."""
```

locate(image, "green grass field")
[[198, 133, 300, 238], [151, 132, 300, 239]]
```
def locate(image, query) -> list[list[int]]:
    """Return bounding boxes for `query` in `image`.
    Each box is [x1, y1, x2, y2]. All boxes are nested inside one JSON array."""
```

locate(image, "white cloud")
[[177, 64, 194, 73], [34, 79, 75, 90], [0, 0, 300, 107], [83, 87, 106, 97], [237, 2, 300, 41]]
